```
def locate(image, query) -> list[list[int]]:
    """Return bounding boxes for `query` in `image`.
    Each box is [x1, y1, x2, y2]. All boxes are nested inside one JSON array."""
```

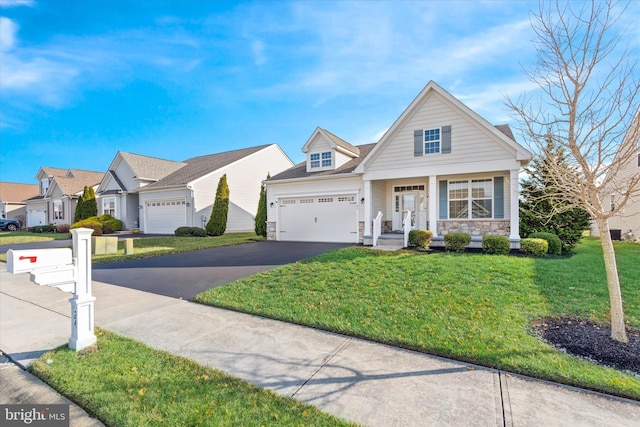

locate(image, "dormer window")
[[310, 151, 332, 169]]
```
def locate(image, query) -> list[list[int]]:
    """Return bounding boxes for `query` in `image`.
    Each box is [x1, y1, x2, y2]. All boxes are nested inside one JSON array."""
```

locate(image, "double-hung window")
[[424, 128, 440, 154], [103, 197, 116, 216], [448, 179, 493, 219], [310, 151, 332, 169], [53, 200, 63, 220]]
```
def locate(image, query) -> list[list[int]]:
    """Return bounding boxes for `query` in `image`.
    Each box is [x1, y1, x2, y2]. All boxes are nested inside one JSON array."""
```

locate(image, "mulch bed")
[[535, 318, 640, 374]]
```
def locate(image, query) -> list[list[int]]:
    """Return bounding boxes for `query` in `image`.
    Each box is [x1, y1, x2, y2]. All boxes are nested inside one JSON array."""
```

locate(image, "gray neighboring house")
[[96, 152, 185, 230], [137, 144, 293, 234]]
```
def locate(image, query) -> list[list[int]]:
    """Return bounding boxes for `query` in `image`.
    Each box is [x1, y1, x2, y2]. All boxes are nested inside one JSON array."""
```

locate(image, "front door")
[[393, 192, 419, 230]]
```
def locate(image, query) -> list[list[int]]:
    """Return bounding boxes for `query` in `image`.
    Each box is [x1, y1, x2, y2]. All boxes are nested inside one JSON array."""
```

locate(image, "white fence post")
[[69, 228, 97, 351]]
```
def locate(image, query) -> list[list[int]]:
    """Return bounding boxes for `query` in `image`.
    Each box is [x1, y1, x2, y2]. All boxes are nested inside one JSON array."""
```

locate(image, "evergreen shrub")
[[482, 235, 511, 255], [444, 233, 471, 253], [529, 232, 562, 255], [408, 229, 433, 250], [520, 238, 549, 256]]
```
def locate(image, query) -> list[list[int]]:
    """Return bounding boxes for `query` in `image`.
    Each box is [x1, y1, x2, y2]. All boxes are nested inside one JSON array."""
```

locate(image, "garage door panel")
[[278, 195, 357, 243], [145, 199, 186, 234]]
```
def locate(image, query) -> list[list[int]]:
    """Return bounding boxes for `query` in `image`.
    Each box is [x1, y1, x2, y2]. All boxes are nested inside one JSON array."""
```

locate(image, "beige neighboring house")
[[23, 167, 105, 227], [605, 110, 640, 241], [96, 152, 185, 230], [265, 81, 533, 246], [136, 144, 293, 234], [0, 182, 39, 226]]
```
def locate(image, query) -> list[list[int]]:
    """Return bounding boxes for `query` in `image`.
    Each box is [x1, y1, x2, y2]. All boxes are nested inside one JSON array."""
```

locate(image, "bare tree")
[[509, 0, 640, 343]]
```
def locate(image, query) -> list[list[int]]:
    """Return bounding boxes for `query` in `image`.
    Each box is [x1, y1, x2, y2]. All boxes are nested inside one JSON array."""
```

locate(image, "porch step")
[[376, 234, 405, 247]]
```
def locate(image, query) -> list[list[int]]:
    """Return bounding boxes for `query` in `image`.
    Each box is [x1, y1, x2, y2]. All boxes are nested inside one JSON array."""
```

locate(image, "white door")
[[278, 195, 358, 243], [144, 199, 186, 234]]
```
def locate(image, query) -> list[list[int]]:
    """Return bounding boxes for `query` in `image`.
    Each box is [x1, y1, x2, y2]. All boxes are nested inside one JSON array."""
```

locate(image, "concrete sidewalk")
[[1, 266, 639, 426]]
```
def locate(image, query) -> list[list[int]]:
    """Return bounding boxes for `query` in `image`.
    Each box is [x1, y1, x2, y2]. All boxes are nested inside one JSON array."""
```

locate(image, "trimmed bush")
[[529, 232, 562, 255], [97, 214, 123, 234], [206, 174, 229, 236], [56, 224, 70, 233], [175, 226, 207, 237], [520, 238, 549, 256], [31, 225, 56, 233], [482, 235, 511, 255], [444, 233, 471, 253], [408, 229, 433, 250], [71, 219, 103, 236]]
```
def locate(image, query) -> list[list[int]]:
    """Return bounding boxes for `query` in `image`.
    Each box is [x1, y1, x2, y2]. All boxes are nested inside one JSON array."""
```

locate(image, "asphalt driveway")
[[92, 241, 350, 299]]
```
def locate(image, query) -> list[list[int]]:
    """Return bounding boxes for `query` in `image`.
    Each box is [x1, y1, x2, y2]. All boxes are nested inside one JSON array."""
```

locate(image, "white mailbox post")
[[7, 228, 97, 351]]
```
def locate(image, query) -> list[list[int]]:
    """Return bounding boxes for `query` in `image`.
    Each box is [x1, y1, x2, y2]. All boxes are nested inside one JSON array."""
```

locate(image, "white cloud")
[[252, 39, 267, 66], [0, 0, 34, 7], [0, 17, 17, 51]]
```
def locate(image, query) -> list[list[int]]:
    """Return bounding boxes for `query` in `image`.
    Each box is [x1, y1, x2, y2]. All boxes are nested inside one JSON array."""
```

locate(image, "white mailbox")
[[5, 228, 97, 352], [7, 248, 73, 274]]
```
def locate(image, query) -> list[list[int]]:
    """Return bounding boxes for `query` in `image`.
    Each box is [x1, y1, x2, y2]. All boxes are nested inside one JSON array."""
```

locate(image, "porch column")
[[429, 175, 437, 237], [364, 179, 372, 237], [509, 169, 520, 240]]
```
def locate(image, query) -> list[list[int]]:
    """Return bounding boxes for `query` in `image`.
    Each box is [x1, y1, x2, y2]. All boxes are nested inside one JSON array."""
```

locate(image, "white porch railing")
[[403, 210, 411, 248], [372, 211, 383, 247]]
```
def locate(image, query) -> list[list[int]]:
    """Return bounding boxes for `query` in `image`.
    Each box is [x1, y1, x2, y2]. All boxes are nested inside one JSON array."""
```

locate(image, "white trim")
[[362, 159, 522, 181]]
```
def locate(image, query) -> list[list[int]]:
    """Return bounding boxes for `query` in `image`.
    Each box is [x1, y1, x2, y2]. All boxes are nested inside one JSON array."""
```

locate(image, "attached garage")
[[27, 209, 46, 227], [144, 199, 186, 234], [278, 194, 358, 243]]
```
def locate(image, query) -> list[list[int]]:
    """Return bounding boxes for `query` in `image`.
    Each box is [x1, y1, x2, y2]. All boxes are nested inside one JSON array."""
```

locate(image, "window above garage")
[[309, 151, 333, 170]]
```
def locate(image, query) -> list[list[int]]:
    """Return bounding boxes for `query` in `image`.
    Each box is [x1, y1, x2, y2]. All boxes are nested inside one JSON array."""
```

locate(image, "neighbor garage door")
[[278, 194, 358, 243], [145, 199, 186, 234]]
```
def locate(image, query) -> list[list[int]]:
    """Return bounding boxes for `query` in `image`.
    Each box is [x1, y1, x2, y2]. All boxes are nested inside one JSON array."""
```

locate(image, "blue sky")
[[1, 0, 639, 184]]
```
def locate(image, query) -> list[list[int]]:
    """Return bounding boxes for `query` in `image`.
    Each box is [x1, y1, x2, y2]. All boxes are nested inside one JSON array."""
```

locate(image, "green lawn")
[[195, 238, 640, 400], [0, 231, 71, 244], [0, 233, 262, 264], [30, 329, 353, 427]]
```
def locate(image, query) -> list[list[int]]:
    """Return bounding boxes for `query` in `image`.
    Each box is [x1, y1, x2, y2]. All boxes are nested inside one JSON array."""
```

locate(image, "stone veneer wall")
[[437, 220, 510, 237], [358, 221, 364, 244], [266, 221, 276, 241]]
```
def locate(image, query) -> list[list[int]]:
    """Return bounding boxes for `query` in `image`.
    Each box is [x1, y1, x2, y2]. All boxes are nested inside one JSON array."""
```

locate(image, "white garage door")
[[278, 194, 358, 243], [145, 199, 186, 234], [27, 210, 46, 227]]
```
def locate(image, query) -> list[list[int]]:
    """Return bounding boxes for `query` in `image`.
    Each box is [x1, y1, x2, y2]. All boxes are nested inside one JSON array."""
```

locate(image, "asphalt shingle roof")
[[54, 170, 105, 196], [268, 143, 376, 181], [118, 152, 185, 183], [0, 182, 39, 203], [144, 144, 272, 188]]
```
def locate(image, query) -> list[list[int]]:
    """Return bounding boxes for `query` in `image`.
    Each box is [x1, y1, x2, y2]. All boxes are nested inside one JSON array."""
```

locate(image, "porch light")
[[360, 197, 365, 204]]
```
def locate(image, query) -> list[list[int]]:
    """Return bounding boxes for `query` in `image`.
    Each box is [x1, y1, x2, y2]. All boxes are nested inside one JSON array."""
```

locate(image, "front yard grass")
[[0, 231, 71, 244], [195, 238, 640, 400], [30, 329, 353, 427], [92, 233, 263, 264]]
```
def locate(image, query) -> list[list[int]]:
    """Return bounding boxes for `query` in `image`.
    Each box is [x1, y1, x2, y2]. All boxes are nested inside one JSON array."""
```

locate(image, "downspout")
[[187, 185, 195, 227]]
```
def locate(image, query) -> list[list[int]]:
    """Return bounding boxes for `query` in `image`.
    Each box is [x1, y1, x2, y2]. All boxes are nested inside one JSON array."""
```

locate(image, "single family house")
[[265, 81, 533, 247], [23, 167, 105, 227], [136, 144, 293, 234], [0, 182, 39, 225], [604, 108, 640, 241], [96, 152, 186, 230]]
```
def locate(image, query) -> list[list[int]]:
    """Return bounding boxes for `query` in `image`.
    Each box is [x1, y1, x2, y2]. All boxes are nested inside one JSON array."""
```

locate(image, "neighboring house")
[[136, 144, 293, 234], [23, 167, 105, 227], [0, 182, 39, 226], [604, 109, 640, 241], [96, 152, 185, 230], [265, 81, 533, 246]]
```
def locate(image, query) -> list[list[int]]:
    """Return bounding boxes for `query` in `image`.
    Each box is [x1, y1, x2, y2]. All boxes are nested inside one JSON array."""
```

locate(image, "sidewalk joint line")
[[0, 291, 69, 318]]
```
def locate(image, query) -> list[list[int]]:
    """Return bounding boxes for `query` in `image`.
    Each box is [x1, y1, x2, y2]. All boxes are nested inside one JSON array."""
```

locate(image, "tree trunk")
[[596, 217, 628, 343]]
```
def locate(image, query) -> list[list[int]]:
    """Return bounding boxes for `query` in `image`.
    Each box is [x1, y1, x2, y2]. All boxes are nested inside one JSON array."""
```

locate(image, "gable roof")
[[269, 143, 376, 182], [117, 152, 186, 183], [142, 144, 274, 189], [36, 167, 68, 180], [355, 81, 532, 173], [47, 170, 105, 197], [302, 127, 360, 156], [0, 182, 39, 203]]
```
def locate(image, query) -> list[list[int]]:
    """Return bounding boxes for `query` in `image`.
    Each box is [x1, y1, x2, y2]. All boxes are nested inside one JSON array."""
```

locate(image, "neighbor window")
[[103, 197, 115, 216], [448, 179, 493, 219], [310, 151, 332, 168], [53, 200, 63, 220], [424, 128, 441, 154]]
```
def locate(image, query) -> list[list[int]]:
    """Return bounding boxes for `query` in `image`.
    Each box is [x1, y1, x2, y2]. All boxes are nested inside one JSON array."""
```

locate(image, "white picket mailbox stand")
[[6, 228, 97, 351]]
